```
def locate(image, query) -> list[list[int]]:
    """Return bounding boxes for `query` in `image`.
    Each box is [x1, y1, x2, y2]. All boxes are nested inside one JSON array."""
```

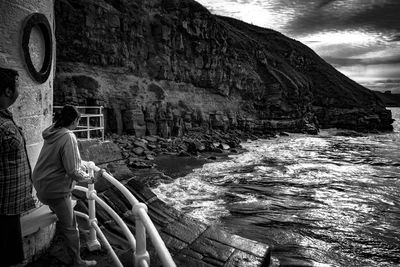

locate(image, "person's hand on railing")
[[90, 168, 106, 183]]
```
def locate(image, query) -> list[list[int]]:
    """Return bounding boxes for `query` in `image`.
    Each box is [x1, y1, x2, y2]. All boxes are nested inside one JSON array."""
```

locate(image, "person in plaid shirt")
[[0, 67, 35, 266]]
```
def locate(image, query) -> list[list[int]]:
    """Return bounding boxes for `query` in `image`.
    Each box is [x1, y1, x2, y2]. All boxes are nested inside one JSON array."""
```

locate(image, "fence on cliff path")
[[53, 106, 104, 141], [74, 162, 176, 267]]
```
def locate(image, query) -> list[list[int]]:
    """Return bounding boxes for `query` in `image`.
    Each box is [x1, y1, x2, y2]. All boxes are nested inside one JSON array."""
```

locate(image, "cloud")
[[284, 0, 400, 36], [361, 56, 400, 65], [338, 63, 400, 82], [197, 0, 400, 92], [198, 0, 400, 43], [325, 55, 400, 67], [359, 78, 400, 93], [196, 0, 293, 31], [384, 33, 400, 42]]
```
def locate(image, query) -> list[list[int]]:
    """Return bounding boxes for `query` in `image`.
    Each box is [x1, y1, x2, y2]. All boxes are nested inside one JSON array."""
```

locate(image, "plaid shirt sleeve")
[[0, 118, 35, 215]]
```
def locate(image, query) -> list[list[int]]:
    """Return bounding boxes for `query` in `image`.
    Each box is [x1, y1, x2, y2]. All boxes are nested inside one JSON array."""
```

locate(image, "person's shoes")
[[71, 260, 97, 266]]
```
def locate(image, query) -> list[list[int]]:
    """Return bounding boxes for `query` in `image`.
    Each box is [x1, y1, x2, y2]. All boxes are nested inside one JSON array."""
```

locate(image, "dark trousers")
[[0, 214, 24, 266]]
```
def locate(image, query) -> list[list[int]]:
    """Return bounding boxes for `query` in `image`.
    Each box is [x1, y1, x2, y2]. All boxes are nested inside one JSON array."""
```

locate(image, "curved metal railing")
[[74, 162, 176, 267]]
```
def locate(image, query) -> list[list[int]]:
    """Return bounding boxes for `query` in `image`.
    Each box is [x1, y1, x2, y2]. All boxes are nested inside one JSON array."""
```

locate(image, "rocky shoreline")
[[28, 129, 279, 267], [108, 128, 258, 181], [28, 124, 396, 266], [107, 124, 391, 181]]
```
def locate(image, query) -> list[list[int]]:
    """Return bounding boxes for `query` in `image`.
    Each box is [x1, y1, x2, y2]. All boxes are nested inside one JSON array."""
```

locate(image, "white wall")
[[0, 0, 55, 168]]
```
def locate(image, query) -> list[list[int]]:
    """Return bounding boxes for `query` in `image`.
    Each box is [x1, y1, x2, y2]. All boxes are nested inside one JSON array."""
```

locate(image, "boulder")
[[132, 147, 145, 156]]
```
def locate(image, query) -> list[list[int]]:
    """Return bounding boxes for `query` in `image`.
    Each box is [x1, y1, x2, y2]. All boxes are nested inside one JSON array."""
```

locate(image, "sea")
[[152, 107, 400, 267]]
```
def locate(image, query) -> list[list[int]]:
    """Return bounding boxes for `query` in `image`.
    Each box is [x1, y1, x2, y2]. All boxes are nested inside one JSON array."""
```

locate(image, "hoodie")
[[33, 125, 91, 201]]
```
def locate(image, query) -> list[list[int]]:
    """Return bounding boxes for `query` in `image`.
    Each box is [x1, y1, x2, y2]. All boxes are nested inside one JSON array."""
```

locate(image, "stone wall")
[[0, 0, 55, 168]]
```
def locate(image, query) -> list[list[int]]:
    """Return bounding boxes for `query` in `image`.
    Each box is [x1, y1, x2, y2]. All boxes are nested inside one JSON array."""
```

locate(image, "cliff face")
[[375, 92, 400, 107], [54, 0, 393, 137]]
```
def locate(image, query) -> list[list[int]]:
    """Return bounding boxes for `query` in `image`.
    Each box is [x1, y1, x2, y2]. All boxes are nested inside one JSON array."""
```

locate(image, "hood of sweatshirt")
[[42, 125, 71, 144]]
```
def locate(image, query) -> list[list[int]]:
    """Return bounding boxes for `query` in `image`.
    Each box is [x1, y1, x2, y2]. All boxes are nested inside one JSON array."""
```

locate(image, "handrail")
[[92, 166, 139, 206], [134, 205, 175, 266], [74, 162, 176, 267], [74, 185, 137, 250], [75, 211, 123, 267]]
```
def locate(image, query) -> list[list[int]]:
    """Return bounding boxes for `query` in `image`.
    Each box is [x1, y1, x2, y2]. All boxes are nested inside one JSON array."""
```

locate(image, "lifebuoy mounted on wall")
[[21, 13, 53, 84]]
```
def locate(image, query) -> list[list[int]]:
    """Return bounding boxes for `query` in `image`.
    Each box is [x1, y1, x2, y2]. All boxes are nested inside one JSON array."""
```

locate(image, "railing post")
[[86, 116, 90, 139], [133, 203, 150, 267], [86, 162, 101, 251], [100, 106, 104, 141]]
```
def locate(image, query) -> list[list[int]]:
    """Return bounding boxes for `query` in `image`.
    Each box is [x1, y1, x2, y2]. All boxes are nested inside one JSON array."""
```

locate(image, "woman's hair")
[[54, 105, 80, 128]]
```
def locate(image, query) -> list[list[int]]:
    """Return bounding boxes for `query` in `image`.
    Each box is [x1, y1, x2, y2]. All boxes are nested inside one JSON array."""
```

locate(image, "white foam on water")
[[151, 108, 400, 266]]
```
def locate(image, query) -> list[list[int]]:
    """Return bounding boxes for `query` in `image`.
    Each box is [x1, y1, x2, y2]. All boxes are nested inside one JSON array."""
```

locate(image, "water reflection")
[[153, 108, 400, 266]]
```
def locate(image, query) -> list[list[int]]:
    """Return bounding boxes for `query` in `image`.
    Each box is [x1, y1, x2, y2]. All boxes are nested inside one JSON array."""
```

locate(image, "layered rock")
[[53, 0, 393, 136]]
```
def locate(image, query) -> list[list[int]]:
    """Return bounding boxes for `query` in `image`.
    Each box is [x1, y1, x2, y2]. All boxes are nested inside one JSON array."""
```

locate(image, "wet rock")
[[132, 147, 145, 156], [191, 237, 234, 262], [127, 157, 139, 165], [146, 154, 155, 161], [133, 140, 147, 149], [147, 144, 157, 150], [303, 123, 319, 135], [335, 130, 366, 137], [105, 162, 132, 180], [212, 142, 220, 148], [164, 216, 208, 244], [129, 161, 153, 168], [219, 143, 230, 150], [160, 142, 169, 149], [227, 140, 238, 149], [178, 151, 191, 157], [144, 136, 158, 143], [213, 148, 224, 153], [187, 139, 205, 154]]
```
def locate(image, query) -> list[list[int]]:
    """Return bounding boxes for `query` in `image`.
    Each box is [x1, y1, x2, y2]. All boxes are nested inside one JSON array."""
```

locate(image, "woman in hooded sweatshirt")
[[33, 105, 102, 267]]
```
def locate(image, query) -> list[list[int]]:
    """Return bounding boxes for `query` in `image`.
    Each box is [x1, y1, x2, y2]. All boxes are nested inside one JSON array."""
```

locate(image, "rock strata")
[[54, 0, 393, 136]]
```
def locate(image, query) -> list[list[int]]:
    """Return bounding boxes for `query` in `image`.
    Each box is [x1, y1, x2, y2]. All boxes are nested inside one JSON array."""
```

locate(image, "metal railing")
[[74, 162, 176, 267], [54, 106, 104, 141]]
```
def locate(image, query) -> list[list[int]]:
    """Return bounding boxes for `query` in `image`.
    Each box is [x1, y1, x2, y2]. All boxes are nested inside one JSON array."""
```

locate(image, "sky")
[[196, 0, 400, 93]]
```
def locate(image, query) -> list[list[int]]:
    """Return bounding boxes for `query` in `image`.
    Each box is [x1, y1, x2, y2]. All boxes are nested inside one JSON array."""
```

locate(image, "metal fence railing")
[[53, 106, 104, 141], [74, 162, 176, 267]]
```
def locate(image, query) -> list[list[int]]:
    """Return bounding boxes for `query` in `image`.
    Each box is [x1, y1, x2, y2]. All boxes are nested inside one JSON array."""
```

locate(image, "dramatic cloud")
[[283, 0, 400, 35], [196, 0, 400, 93]]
